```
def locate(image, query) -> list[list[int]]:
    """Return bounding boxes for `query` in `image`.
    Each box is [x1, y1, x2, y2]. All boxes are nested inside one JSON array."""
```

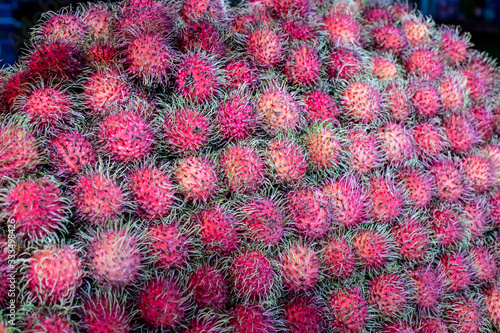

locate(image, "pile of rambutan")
[[1, 0, 500, 331]]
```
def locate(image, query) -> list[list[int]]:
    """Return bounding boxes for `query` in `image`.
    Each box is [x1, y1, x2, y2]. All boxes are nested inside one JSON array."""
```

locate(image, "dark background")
[[0, 0, 499, 67]]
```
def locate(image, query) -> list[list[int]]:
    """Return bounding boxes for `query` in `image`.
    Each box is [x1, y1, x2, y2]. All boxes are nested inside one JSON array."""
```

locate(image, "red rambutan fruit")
[[176, 53, 220, 103], [385, 84, 410, 123], [0, 124, 40, 180], [352, 228, 393, 271], [438, 252, 473, 292], [439, 74, 466, 111], [418, 317, 449, 333], [409, 265, 444, 310], [302, 90, 339, 125], [83, 69, 132, 116], [27, 246, 83, 304], [444, 297, 484, 333], [443, 114, 478, 153], [180, 19, 226, 58], [323, 236, 356, 280], [471, 105, 495, 142], [246, 27, 284, 68], [279, 242, 321, 292], [224, 60, 258, 90], [138, 276, 187, 329], [484, 284, 500, 329], [230, 250, 275, 301], [368, 273, 410, 317], [48, 131, 96, 176], [347, 129, 380, 174], [164, 107, 211, 155], [371, 55, 398, 80], [39, 13, 89, 44], [323, 12, 360, 46], [462, 154, 494, 193], [371, 25, 406, 54], [328, 47, 363, 81], [5, 177, 67, 240], [189, 264, 229, 310], [173, 156, 219, 202], [284, 44, 321, 86], [24, 313, 75, 333], [283, 295, 324, 333], [376, 122, 414, 165], [81, 292, 131, 333], [429, 205, 464, 248], [230, 303, 275, 333], [287, 186, 331, 239], [304, 125, 343, 171], [281, 18, 317, 42], [470, 246, 498, 284], [117, 6, 173, 39], [439, 28, 470, 66], [412, 122, 448, 159], [322, 175, 367, 228], [393, 217, 430, 262], [81, 4, 114, 40], [147, 223, 190, 269], [341, 81, 381, 124], [266, 138, 307, 185], [255, 89, 300, 135], [329, 286, 369, 333], [430, 159, 467, 203], [181, 0, 226, 21], [410, 81, 441, 119], [397, 167, 435, 208], [405, 49, 444, 80], [196, 205, 241, 255], [368, 175, 404, 224], [216, 95, 257, 142], [402, 17, 431, 47]]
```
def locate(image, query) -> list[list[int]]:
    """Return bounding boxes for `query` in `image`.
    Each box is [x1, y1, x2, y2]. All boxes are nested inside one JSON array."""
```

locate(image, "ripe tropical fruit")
[[3, 0, 500, 331]]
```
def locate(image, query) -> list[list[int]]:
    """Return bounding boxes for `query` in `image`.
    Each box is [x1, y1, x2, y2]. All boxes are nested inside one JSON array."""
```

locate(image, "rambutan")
[[0, 124, 40, 180], [180, 19, 226, 58], [393, 217, 430, 262], [181, 0, 226, 21], [443, 114, 478, 153], [302, 90, 339, 125], [147, 223, 190, 269], [39, 13, 89, 44], [371, 55, 398, 80], [220, 143, 266, 194], [463, 197, 490, 240], [371, 25, 406, 54], [230, 303, 275, 333], [429, 205, 464, 248], [323, 12, 360, 46], [173, 156, 219, 202], [439, 74, 466, 111], [164, 107, 211, 155], [287, 186, 331, 239], [81, 292, 131, 333], [223, 60, 258, 90], [368, 273, 410, 317], [484, 284, 500, 328], [444, 297, 484, 333], [176, 52, 220, 103], [279, 242, 321, 292], [246, 27, 283, 68], [385, 83, 410, 123], [438, 252, 473, 292], [430, 158, 467, 203], [284, 44, 321, 86], [402, 16, 431, 47], [412, 122, 448, 159], [216, 95, 257, 142], [470, 246, 498, 284], [27, 246, 83, 304], [266, 138, 307, 185], [346, 129, 381, 174], [409, 265, 444, 310], [81, 4, 113, 40], [323, 236, 356, 280], [376, 122, 414, 165], [329, 287, 369, 333], [405, 48, 444, 80], [397, 167, 435, 208], [283, 295, 324, 333], [281, 18, 317, 42], [230, 250, 275, 301], [418, 317, 449, 333], [304, 125, 343, 171], [410, 81, 441, 119], [189, 264, 229, 310], [341, 81, 381, 124], [462, 154, 494, 193], [196, 205, 241, 255], [255, 89, 300, 135], [367, 175, 404, 223], [328, 47, 363, 81], [137, 276, 187, 329], [117, 6, 173, 39], [322, 175, 367, 228], [352, 228, 393, 270], [24, 313, 75, 333], [439, 28, 470, 66]]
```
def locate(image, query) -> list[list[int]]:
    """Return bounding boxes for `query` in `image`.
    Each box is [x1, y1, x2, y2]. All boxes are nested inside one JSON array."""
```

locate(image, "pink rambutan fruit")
[[181, 0, 226, 21], [80, 4, 114, 39], [5, 177, 67, 240], [147, 223, 190, 269], [304, 125, 343, 171], [329, 286, 369, 333], [0, 239, 11, 306], [183, 317, 223, 333], [352, 228, 393, 270], [26, 40, 82, 82], [484, 284, 500, 329], [371, 25, 406, 54], [270, 0, 311, 17], [81, 292, 131, 333], [188, 264, 229, 310], [173, 156, 219, 202], [470, 246, 498, 284], [117, 6, 173, 39], [230, 250, 275, 301], [409, 265, 444, 310], [164, 107, 210, 155], [371, 55, 398, 80], [412, 122, 448, 159], [346, 129, 380, 174], [302, 90, 339, 125], [237, 196, 286, 246], [24, 313, 75, 333], [138, 276, 187, 329], [125, 32, 175, 87], [368, 273, 410, 317], [224, 60, 258, 90], [266, 138, 307, 185], [438, 252, 473, 292], [341, 81, 381, 124], [463, 197, 490, 240], [405, 48, 444, 80], [196, 205, 241, 255], [462, 154, 494, 193], [402, 16, 431, 47], [128, 167, 175, 220], [18, 86, 74, 130], [281, 18, 317, 42], [429, 205, 464, 248], [410, 81, 441, 119], [439, 74, 466, 111], [393, 217, 430, 262], [279, 242, 321, 292], [287, 186, 330, 239], [376, 122, 414, 165], [323, 12, 360, 46], [439, 28, 470, 66], [385, 83, 410, 123], [84, 42, 122, 68], [83, 69, 132, 116], [220, 143, 266, 193], [176, 52, 220, 103], [48, 131, 96, 176], [328, 47, 363, 81], [246, 27, 283, 68], [39, 13, 89, 44], [284, 44, 321, 86], [323, 236, 356, 280], [367, 175, 404, 223], [27, 246, 83, 304], [98, 111, 155, 163], [418, 317, 449, 333], [444, 297, 484, 333], [363, 5, 394, 24], [430, 158, 467, 203], [382, 320, 416, 333], [216, 95, 257, 142], [0, 124, 40, 180], [322, 176, 367, 229], [283, 295, 324, 333], [180, 19, 226, 58], [471, 106, 495, 142], [72, 172, 126, 225], [443, 114, 478, 153], [230, 303, 275, 333], [2, 70, 31, 111], [397, 167, 435, 208], [255, 89, 300, 135], [88, 228, 143, 287]]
